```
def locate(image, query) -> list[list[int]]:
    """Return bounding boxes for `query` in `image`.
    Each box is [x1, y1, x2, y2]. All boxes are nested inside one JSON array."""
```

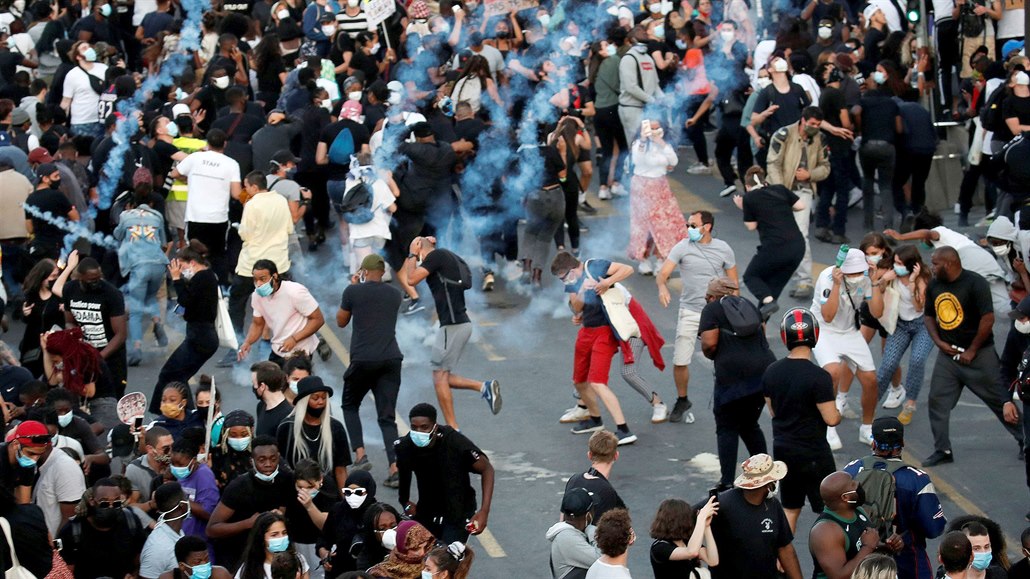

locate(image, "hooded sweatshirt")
[[319, 470, 377, 573], [546, 521, 601, 579]]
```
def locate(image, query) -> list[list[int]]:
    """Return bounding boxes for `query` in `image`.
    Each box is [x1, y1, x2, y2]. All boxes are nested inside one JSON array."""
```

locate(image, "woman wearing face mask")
[[238, 511, 310, 579], [153, 241, 219, 413], [317, 469, 377, 574], [482, 12, 522, 58], [301, 0, 334, 57], [367, 520, 436, 579], [152, 382, 205, 440], [168, 437, 219, 548], [161, 535, 234, 579], [209, 409, 256, 491], [422, 542, 476, 579], [20, 256, 74, 377], [276, 376, 352, 491], [627, 119, 686, 274], [645, 18, 678, 89], [353, 503, 402, 570], [286, 459, 340, 579], [348, 31, 388, 84]]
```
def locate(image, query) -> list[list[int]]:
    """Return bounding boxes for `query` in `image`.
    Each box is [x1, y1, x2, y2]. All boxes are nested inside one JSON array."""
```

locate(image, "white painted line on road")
[[478, 342, 507, 362], [474, 528, 508, 558]]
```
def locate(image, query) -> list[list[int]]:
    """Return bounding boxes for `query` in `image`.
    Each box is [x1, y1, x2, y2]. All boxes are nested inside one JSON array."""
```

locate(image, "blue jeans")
[[124, 262, 166, 350], [70, 122, 103, 141], [877, 316, 933, 402]]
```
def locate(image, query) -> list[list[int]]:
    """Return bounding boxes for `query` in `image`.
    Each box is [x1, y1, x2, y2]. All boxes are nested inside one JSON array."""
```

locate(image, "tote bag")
[[215, 287, 238, 350], [584, 260, 641, 341], [0, 516, 38, 578]]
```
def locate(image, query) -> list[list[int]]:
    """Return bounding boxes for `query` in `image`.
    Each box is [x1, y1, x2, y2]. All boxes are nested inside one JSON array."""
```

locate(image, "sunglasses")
[[96, 500, 124, 509], [17, 435, 51, 445], [343, 488, 368, 497]]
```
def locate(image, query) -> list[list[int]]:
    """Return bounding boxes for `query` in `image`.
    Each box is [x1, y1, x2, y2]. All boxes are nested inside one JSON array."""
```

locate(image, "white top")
[[932, 226, 1007, 281], [234, 554, 309, 579], [585, 560, 633, 578], [630, 140, 677, 177], [251, 280, 321, 357], [132, 0, 157, 25], [451, 76, 484, 113], [368, 111, 426, 153], [139, 524, 184, 578], [33, 449, 87, 535], [348, 178, 394, 241], [177, 150, 241, 223], [895, 279, 922, 321], [811, 266, 872, 333], [62, 63, 108, 125], [997, 0, 1025, 39], [793, 73, 821, 102], [932, 0, 955, 20]]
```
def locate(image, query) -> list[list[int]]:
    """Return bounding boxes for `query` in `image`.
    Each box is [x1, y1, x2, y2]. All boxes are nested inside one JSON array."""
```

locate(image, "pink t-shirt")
[[251, 280, 321, 356]]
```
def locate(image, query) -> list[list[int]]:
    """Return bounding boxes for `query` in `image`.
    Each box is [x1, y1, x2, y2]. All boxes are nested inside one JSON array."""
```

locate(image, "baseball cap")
[[27, 147, 53, 165], [171, 103, 191, 119], [36, 162, 59, 179], [360, 254, 385, 271], [271, 149, 299, 165], [706, 277, 738, 298], [108, 424, 135, 458], [734, 453, 787, 489], [840, 248, 868, 274], [10, 108, 29, 126], [1009, 296, 1030, 319], [1003, 39, 1025, 58], [871, 416, 904, 447], [14, 420, 50, 447], [560, 488, 594, 517]]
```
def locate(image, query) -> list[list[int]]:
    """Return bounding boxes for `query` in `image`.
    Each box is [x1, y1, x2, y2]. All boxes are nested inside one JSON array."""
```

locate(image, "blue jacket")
[[113, 205, 168, 276], [844, 456, 947, 579]]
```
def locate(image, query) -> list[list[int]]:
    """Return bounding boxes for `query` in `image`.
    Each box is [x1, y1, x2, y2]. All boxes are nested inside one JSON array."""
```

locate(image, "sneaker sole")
[[354, 460, 373, 472], [617, 434, 638, 445], [559, 413, 590, 423], [570, 425, 605, 434], [488, 381, 502, 415], [403, 305, 426, 316]]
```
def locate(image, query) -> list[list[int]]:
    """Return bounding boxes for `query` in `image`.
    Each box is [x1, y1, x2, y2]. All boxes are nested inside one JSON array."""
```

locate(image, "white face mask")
[[818, 26, 832, 39], [720, 29, 735, 42], [213, 76, 230, 89], [348, 90, 362, 101], [322, 25, 336, 36], [605, 44, 617, 58], [276, 8, 290, 19], [321, 99, 334, 112], [648, 2, 661, 12], [756, 77, 772, 89], [866, 254, 882, 265], [288, 379, 299, 394], [370, 42, 381, 53], [993, 243, 1011, 256], [381, 528, 397, 550], [1017, 319, 1030, 334], [771, 58, 788, 73], [348, 0, 359, 7], [345, 493, 367, 509]]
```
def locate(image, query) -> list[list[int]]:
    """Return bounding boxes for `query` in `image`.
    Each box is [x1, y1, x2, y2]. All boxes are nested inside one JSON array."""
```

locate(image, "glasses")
[[559, 270, 575, 283], [96, 500, 124, 509], [343, 488, 368, 497]]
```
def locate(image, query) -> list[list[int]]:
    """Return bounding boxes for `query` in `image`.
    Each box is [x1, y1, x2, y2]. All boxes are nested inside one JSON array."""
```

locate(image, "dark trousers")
[[296, 169, 331, 238], [185, 221, 229, 284], [152, 322, 219, 414], [106, 347, 127, 398], [816, 154, 852, 235], [420, 517, 471, 545], [470, 208, 518, 270], [935, 19, 960, 108], [684, 95, 710, 164], [1023, 400, 1030, 493], [714, 115, 753, 187], [0, 241, 25, 301], [928, 349, 1023, 453], [714, 392, 768, 487], [860, 141, 897, 229], [595, 105, 628, 186], [228, 274, 254, 338], [959, 155, 998, 216], [744, 240, 805, 302], [553, 179, 580, 251], [386, 209, 426, 271], [893, 150, 934, 215], [342, 358, 402, 465]]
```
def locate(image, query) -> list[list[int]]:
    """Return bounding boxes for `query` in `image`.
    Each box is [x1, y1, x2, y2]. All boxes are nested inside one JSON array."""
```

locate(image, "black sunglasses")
[[17, 435, 51, 445], [96, 500, 124, 509]]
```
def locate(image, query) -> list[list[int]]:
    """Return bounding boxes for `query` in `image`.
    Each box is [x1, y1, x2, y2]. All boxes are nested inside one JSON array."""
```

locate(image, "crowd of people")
[[0, 0, 1027, 574]]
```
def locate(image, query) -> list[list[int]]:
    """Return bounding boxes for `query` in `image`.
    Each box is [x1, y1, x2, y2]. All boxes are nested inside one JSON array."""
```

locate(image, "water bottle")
[[835, 244, 850, 268]]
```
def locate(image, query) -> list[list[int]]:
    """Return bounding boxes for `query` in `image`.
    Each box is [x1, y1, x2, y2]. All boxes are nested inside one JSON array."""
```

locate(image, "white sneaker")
[[687, 162, 712, 175], [598, 185, 612, 200], [858, 424, 873, 445], [637, 260, 654, 276], [718, 184, 737, 197], [849, 187, 863, 208], [504, 260, 523, 282], [837, 396, 858, 420], [954, 202, 962, 215], [651, 402, 669, 423], [559, 405, 591, 423], [882, 385, 906, 409], [826, 426, 843, 451], [610, 182, 628, 197]]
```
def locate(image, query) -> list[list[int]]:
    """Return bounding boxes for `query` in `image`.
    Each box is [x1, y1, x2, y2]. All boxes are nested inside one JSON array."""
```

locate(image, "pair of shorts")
[[673, 308, 703, 366], [352, 236, 386, 249], [813, 329, 876, 372], [777, 451, 836, 511], [431, 322, 473, 372], [165, 199, 186, 232], [859, 302, 887, 339], [573, 326, 620, 385]]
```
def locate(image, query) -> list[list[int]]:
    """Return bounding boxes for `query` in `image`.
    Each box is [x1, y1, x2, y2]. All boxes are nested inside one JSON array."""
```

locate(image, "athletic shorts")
[[777, 451, 836, 512], [573, 325, 620, 385], [165, 200, 186, 232], [673, 308, 702, 366], [813, 329, 876, 372], [431, 322, 473, 372]]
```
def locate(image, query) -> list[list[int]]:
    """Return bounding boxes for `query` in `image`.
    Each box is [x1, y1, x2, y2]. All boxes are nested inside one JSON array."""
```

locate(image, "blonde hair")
[[290, 397, 334, 472], [851, 554, 897, 579]]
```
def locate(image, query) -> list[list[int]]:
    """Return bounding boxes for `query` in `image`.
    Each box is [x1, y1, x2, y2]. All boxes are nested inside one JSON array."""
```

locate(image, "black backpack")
[[1001, 133, 1030, 199], [437, 249, 472, 290], [720, 295, 762, 337], [980, 85, 1008, 133], [337, 180, 374, 224]]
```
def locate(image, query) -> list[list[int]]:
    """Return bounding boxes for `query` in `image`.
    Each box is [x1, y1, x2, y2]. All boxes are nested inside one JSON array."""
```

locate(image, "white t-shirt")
[[348, 178, 394, 241], [932, 226, 1007, 281], [234, 554, 309, 579], [932, 0, 955, 20], [585, 559, 633, 579], [33, 449, 87, 535], [811, 266, 872, 333], [177, 150, 241, 223], [62, 63, 108, 125], [132, 0, 157, 25], [368, 111, 426, 152], [997, 0, 1025, 38]]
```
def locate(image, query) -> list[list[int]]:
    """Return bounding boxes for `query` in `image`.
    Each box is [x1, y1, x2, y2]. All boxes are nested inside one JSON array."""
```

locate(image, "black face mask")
[[252, 386, 263, 401], [496, 29, 510, 39], [49, 178, 61, 188], [306, 405, 325, 418], [93, 505, 121, 527]]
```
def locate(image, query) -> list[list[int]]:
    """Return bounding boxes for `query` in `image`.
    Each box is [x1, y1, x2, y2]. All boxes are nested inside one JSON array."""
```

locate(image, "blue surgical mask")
[[99, 3, 111, 17], [57, 412, 73, 428], [267, 535, 290, 553], [170, 461, 193, 480], [872, 70, 887, 85], [687, 227, 703, 242], [421, 572, 434, 579], [255, 280, 274, 297], [186, 562, 212, 579], [166, 121, 179, 138], [254, 467, 279, 482], [17, 452, 36, 468], [894, 265, 909, 277], [227, 436, 250, 451], [175, 87, 188, 100], [82, 47, 97, 62], [972, 551, 993, 571], [675, 39, 687, 50], [410, 429, 433, 447], [653, 24, 665, 39], [919, 241, 934, 250]]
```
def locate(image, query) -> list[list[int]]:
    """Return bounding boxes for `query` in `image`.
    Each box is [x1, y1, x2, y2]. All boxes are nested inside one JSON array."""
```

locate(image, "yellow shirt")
[[235, 190, 292, 275], [168, 136, 207, 201]]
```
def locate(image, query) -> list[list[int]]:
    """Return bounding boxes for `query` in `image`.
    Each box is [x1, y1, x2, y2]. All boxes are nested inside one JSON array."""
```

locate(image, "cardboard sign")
[[484, 0, 539, 17], [363, 0, 397, 26]]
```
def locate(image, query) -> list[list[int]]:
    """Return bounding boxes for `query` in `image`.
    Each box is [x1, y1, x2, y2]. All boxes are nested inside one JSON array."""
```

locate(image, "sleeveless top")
[[811, 507, 870, 579]]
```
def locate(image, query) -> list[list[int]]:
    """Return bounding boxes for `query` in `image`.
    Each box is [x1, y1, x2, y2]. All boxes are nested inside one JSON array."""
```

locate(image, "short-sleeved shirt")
[[666, 239, 736, 312], [925, 269, 994, 349], [651, 539, 700, 578], [394, 426, 483, 521], [753, 83, 810, 135], [61, 64, 107, 125], [138, 523, 183, 578], [742, 185, 804, 248], [56, 511, 146, 579], [812, 267, 871, 333], [25, 188, 73, 247], [763, 357, 836, 460], [819, 86, 850, 155], [563, 467, 626, 521], [214, 471, 295, 568], [255, 399, 292, 439], [339, 281, 403, 361], [699, 298, 775, 401], [564, 259, 613, 328], [251, 280, 321, 357], [176, 150, 241, 224], [420, 249, 471, 326], [858, 89, 900, 143], [1003, 93, 1030, 131], [318, 119, 371, 180], [709, 488, 794, 579], [33, 449, 87, 535], [63, 279, 126, 351]]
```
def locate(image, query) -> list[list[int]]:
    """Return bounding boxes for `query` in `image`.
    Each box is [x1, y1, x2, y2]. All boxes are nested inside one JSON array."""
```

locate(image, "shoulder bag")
[[0, 516, 38, 578], [584, 260, 641, 341], [215, 287, 238, 350]]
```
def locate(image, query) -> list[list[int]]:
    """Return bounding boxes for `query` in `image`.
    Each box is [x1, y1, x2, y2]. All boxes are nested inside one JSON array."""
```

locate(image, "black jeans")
[[342, 358, 402, 465], [935, 19, 960, 108], [553, 179, 580, 251], [859, 141, 896, 229], [714, 114, 753, 187], [595, 105, 628, 186], [816, 154, 851, 235], [296, 169, 331, 239], [153, 322, 219, 413], [185, 221, 229, 284], [228, 273, 254, 338], [744, 239, 805, 302], [893, 149, 934, 216], [714, 392, 768, 487], [959, 155, 998, 217], [684, 94, 710, 164], [386, 208, 426, 271]]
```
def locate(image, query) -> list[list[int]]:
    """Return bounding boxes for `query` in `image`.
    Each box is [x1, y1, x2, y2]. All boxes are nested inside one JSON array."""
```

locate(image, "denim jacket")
[[114, 205, 169, 276]]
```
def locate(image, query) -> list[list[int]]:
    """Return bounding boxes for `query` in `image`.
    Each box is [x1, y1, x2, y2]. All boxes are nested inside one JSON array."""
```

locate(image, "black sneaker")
[[402, 298, 425, 316], [922, 450, 954, 467], [814, 228, 833, 243], [570, 418, 604, 434], [579, 201, 598, 214], [669, 398, 693, 423], [216, 349, 238, 368], [153, 322, 168, 347], [383, 471, 400, 489], [353, 456, 373, 471], [759, 300, 779, 321], [316, 336, 332, 361], [482, 380, 502, 415], [616, 428, 637, 445]]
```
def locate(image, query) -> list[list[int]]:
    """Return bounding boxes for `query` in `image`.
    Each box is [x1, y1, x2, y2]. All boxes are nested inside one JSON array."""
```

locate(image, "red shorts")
[[573, 326, 619, 385]]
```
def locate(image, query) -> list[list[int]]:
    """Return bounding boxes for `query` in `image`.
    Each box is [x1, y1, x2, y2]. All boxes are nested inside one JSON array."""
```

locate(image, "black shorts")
[[776, 450, 836, 511], [859, 302, 887, 338]]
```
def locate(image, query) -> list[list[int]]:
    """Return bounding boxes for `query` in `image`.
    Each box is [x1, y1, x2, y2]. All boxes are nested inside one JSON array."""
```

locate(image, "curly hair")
[[594, 508, 633, 557]]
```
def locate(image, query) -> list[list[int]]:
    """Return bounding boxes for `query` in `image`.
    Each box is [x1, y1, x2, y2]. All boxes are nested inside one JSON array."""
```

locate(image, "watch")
[[407, 253, 417, 259]]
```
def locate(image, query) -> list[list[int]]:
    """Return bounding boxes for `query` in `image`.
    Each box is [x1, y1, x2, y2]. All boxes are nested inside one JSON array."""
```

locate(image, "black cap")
[[561, 488, 594, 516], [36, 162, 59, 179], [1009, 296, 1030, 319], [296, 376, 333, 402], [872, 416, 904, 447], [109, 424, 135, 458], [271, 149, 299, 165]]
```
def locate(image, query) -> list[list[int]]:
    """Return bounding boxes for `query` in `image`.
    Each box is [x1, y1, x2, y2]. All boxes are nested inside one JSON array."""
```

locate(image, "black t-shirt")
[[753, 83, 810, 136], [57, 512, 147, 579], [1003, 94, 1030, 136], [0, 443, 36, 495], [742, 185, 803, 247], [256, 57, 286, 93], [564, 259, 612, 328], [59, 415, 102, 455], [699, 299, 776, 403], [819, 86, 850, 155], [763, 357, 835, 459], [421, 249, 471, 326], [859, 89, 900, 143], [863, 27, 886, 67], [25, 188, 73, 247], [255, 399, 292, 438], [283, 473, 340, 544], [709, 488, 794, 579], [1009, 558, 1030, 579], [210, 111, 265, 143], [340, 281, 403, 361], [564, 466, 625, 521], [651, 539, 700, 578], [925, 269, 995, 349], [318, 119, 371, 180], [276, 417, 353, 470], [350, 50, 381, 84], [394, 426, 483, 521], [0, 504, 52, 578], [62, 280, 125, 352], [215, 470, 295, 568], [0, 52, 24, 84], [454, 117, 486, 147]]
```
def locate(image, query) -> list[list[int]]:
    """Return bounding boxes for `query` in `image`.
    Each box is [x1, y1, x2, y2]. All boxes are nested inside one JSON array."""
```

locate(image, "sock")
[[677, 396, 688, 403], [590, 416, 602, 424], [762, 296, 774, 304], [577, 404, 588, 409], [616, 423, 628, 432]]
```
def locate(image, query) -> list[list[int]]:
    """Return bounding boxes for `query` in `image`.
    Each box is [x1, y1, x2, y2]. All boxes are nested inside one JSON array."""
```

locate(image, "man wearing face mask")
[[238, 259, 325, 364], [11, 421, 83, 537], [395, 402, 495, 544], [139, 482, 191, 579], [207, 435, 295, 570], [709, 453, 803, 579], [853, 66, 903, 229], [546, 487, 601, 579], [961, 521, 1006, 579], [750, 56, 811, 167], [62, 257, 129, 394], [60, 41, 107, 141], [56, 477, 145, 578], [808, 471, 882, 578], [922, 246, 1023, 467], [24, 161, 78, 262], [267, 149, 310, 273], [125, 426, 173, 511], [618, 28, 663, 147], [807, 19, 845, 64]]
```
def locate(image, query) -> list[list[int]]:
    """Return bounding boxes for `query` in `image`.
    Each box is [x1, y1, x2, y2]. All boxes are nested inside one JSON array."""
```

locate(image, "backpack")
[[328, 126, 356, 165], [437, 249, 472, 290], [853, 456, 905, 540], [1000, 133, 1030, 199], [337, 179, 374, 224], [63, 509, 144, 561], [980, 85, 1008, 133], [1011, 342, 1030, 402], [719, 295, 762, 337]]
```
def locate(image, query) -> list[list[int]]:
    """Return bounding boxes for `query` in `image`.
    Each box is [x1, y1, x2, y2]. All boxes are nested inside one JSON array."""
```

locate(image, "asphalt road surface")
[[21, 154, 1028, 577]]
